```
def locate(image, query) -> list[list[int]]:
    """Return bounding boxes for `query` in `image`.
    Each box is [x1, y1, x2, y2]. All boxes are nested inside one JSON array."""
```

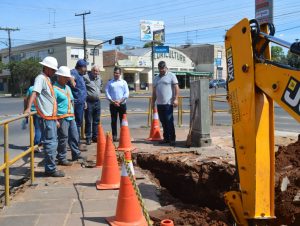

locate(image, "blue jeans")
[[57, 119, 81, 161], [40, 119, 58, 173], [74, 102, 85, 142], [157, 104, 176, 142], [33, 115, 42, 145], [85, 100, 101, 140]]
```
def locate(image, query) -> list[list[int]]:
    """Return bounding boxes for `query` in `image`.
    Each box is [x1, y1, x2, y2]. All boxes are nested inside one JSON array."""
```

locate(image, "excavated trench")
[[136, 139, 300, 226]]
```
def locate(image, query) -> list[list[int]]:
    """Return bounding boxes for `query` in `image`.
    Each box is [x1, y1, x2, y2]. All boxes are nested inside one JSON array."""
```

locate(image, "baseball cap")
[[76, 59, 88, 68]]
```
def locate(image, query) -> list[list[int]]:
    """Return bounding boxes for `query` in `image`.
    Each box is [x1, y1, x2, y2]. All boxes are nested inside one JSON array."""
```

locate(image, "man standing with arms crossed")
[[105, 66, 129, 142], [83, 65, 102, 145], [152, 61, 179, 146], [24, 56, 64, 177]]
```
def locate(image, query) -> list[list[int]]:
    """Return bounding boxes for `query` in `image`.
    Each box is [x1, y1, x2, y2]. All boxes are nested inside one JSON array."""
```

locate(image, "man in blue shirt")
[[105, 66, 129, 141], [69, 59, 87, 147]]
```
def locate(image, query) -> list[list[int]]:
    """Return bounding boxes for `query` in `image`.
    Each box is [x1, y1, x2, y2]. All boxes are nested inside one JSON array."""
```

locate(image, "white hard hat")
[[56, 66, 72, 78], [39, 56, 58, 70]]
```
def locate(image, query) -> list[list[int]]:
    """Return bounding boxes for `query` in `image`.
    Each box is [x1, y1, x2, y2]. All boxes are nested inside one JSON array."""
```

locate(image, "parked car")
[[209, 79, 227, 89]]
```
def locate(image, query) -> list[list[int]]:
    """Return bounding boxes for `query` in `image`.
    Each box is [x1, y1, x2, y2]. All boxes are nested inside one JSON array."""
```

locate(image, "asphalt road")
[[0, 88, 299, 166]]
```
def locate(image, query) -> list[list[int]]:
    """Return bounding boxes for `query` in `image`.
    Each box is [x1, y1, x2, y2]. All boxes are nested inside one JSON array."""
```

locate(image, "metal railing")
[[0, 112, 36, 206], [209, 94, 229, 125]]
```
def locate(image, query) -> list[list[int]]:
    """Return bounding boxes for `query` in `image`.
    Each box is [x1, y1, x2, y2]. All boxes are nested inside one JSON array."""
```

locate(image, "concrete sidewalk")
[[0, 130, 162, 226], [0, 126, 297, 226]]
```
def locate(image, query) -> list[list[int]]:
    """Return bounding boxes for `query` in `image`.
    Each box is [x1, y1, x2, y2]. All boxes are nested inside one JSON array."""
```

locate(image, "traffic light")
[[114, 36, 123, 45]]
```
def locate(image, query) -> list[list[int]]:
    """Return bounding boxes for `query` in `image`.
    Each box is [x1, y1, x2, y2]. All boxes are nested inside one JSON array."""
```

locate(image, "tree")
[[286, 51, 300, 69], [271, 46, 285, 62], [7, 58, 41, 96]]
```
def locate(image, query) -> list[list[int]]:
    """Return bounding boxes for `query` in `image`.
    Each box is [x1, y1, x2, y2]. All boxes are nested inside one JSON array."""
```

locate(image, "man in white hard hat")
[[53, 66, 86, 166], [24, 56, 65, 177]]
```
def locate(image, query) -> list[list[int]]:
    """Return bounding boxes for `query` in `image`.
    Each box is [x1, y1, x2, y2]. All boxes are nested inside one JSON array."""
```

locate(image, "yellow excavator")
[[224, 18, 300, 225]]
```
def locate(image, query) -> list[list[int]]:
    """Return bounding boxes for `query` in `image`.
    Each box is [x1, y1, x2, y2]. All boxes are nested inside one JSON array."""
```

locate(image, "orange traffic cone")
[[147, 108, 162, 141], [161, 219, 174, 226], [96, 124, 106, 168], [96, 132, 120, 190], [118, 114, 135, 151], [106, 151, 147, 226]]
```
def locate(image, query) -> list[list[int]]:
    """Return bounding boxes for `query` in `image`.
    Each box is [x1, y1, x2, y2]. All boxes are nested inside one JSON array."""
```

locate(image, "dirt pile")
[[137, 137, 300, 225], [151, 204, 231, 226], [137, 152, 236, 225], [273, 137, 300, 226]]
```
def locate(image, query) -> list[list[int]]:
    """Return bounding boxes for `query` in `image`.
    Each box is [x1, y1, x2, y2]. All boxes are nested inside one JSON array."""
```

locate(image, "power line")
[[0, 27, 20, 62], [75, 11, 91, 60]]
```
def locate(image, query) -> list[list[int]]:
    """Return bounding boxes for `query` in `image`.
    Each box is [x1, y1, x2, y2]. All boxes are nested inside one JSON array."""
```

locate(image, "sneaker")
[[169, 141, 176, 147], [57, 160, 73, 166], [86, 139, 92, 145], [45, 170, 65, 177], [113, 136, 118, 142], [35, 146, 43, 153], [159, 140, 170, 144], [72, 155, 87, 162], [92, 137, 97, 143]]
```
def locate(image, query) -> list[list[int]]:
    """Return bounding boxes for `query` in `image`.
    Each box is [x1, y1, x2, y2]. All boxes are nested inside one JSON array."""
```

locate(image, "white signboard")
[[140, 20, 165, 42], [255, 0, 273, 24]]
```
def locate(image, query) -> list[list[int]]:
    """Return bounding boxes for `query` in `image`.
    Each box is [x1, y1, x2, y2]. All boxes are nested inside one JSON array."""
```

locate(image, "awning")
[[172, 71, 213, 77]]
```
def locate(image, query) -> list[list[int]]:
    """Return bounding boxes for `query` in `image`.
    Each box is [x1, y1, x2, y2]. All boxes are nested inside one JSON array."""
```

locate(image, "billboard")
[[255, 0, 273, 24], [140, 20, 165, 42]]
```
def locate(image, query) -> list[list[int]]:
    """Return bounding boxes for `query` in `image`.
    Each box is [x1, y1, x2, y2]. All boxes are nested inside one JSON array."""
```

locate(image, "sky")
[[0, 0, 299, 50]]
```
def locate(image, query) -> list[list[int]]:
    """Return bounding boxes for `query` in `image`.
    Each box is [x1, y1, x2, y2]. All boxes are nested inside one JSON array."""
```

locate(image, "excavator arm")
[[224, 18, 300, 225]]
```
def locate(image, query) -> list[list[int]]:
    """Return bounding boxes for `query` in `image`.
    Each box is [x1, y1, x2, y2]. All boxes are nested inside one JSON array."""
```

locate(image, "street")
[[0, 87, 299, 207], [1, 89, 300, 164]]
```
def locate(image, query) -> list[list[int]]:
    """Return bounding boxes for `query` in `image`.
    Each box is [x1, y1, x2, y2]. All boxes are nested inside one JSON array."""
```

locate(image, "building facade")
[[0, 37, 103, 93], [178, 44, 227, 80], [102, 47, 207, 91]]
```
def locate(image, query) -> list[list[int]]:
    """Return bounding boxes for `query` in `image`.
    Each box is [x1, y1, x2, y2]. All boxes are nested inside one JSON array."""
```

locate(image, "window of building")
[[71, 48, 84, 59], [38, 50, 48, 60], [25, 51, 38, 59], [217, 50, 222, 59], [90, 48, 99, 56]]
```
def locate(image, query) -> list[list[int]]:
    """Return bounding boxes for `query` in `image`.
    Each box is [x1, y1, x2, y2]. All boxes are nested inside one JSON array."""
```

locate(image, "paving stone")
[[81, 187, 119, 200], [0, 215, 38, 226], [71, 199, 117, 214], [2, 200, 72, 215], [65, 212, 112, 226], [35, 214, 67, 226], [17, 187, 78, 201]]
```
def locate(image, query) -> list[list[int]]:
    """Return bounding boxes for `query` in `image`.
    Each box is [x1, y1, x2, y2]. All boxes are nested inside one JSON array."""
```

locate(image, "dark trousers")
[[157, 104, 176, 142], [85, 100, 101, 140], [74, 102, 85, 142], [109, 103, 126, 138]]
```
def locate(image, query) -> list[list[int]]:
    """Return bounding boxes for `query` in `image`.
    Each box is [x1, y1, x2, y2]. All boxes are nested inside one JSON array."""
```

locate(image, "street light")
[[92, 36, 123, 65]]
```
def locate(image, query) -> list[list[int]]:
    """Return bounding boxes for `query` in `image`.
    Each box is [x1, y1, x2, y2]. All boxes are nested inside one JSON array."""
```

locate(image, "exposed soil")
[[273, 136, 300, 226], [137, 152, 236, 225], [137, 137, 300, 226]]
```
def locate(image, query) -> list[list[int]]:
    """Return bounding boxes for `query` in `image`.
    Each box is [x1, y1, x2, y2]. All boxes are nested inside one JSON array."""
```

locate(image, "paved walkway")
[[0, 126, 297, 226], [0, 129, 162, 226]]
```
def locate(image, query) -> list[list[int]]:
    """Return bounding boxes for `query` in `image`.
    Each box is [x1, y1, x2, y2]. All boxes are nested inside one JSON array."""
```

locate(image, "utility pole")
[[0, 27, 20, 62], [75, 11, 91, 61]]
